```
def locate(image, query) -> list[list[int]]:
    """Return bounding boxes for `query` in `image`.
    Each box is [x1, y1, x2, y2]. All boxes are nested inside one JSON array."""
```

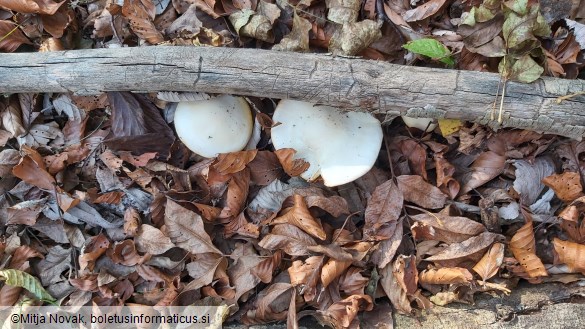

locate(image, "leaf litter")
[[1, 0, 585, 328]]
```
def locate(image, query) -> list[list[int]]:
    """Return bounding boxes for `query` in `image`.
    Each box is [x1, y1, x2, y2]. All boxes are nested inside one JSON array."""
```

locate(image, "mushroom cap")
[[174, 95, 253, 158], [401, 116, 437, 131], [272, 100, 383, 187]]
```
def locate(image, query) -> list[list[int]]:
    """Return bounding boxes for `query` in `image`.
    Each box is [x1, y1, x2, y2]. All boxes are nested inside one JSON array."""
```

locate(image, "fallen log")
[[0, 46, 584, 139], [225, 282, 585, 329]]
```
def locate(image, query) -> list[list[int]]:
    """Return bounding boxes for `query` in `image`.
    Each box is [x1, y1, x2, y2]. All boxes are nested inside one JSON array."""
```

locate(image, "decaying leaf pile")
[[1, 0, 585, 328]]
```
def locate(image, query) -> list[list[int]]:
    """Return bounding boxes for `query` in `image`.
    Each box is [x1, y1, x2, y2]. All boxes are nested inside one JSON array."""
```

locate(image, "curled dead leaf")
[[274, 148, 310, 177], [419, 267, 474, 285], [272, 194, 326, 240], [552, 238, 585, 275], [397, 175, 447, 209], [321, 258, 352, 288], [315, 294, 373, 328], [559, 198, 585, 243], [509, 220, 548, 277], [472, 242, 505, 282], [213, 149, 258, 175], [461, 151, 506, 194], [410, 212, 486, 243], [364, 179, 403, 240], [542, 171, 584, 203]]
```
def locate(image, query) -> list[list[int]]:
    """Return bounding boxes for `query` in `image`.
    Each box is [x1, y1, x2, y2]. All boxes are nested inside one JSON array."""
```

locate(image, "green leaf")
[[476, 5, 496, 22], [533, 8, 551, 37], [502, 10, 535, 49], [504, 0, 528, 15], [509, 54, 543, 83], [403, 39, 455, 66], [0, 269, 56, 303], [462, 7, 477, 26]]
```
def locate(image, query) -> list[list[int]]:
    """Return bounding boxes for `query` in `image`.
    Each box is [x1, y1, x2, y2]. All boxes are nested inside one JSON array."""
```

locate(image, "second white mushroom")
[[272, 100, 383, 187]]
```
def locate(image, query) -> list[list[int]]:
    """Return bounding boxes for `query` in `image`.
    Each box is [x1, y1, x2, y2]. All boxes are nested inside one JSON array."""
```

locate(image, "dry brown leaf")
[[273, 12, 312, 52], [118, 151, 157, 167], [12, 147, 55, 191], [553, 238, 585, 274], [364, 179, 403, 240], [338, 267, 368, 295], [434, 153, 460, 198], [395, 138, 428, 179], [69, 274, 98, 292], [306, 243, 353, 261], [79, 234, 110, 272], [135, 264, 173, 284], [251, 251, 281, 284], [41, 4, 72, 38], [509, 220, 548, 277], [165, 199, 222, 255], [396, 175, 447, 209], [274, 148, 310, 177], [321, 258, 352, 288], [213, 149, 258, 175], [10, 246, 44, 269], [0, 0, 65, 15], [248, 150, 283, 185], [219, 168, 250, 218], [419, 267, 474, 285], [123, 207, 140, 237], [105, 92, 175, 158], [393, 255, 418, 295], [559, 200, 585, 243], [315, 294, 373, 328], [370, 221, 403, 268], [185, 253, 226, 290], [409, 212, 486, 243], [228, 243, 265, 303], [304, 194, 349, 217], [425, 232, 502, 267], [121, 0, 164, 43], [135, 224, 176, 255], [542, 171, 584, 202], [272, 194, 326, 240], [108, 240, 150, 266], [0, 149, 20, 177], [7, 199, 46, 226], [379, 262, 412, 314], [288, 255, 323, 302], [403, 0, 447, 22], [472, 242, 505, 282], [258, 224, 317, 256], [224, 212, 260, 238], [92, 191, 124, 205], [242, 282, 293, 325], [0, 20, 33, 52], [461, 151, 506, 194], [194, 203, 222, 221]]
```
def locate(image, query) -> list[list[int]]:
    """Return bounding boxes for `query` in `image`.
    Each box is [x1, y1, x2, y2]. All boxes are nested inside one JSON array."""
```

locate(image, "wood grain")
[[0, 46, 584, 138]]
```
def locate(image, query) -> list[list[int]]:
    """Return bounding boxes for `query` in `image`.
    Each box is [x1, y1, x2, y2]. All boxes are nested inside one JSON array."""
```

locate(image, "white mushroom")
[[272, 100, 383, 187], [401, 116, 437, 131], [174, 95, 253, 158]]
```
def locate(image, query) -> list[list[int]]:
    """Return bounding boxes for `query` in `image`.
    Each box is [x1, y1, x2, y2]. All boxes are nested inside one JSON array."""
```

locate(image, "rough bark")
[[0, 46, 584, 139]]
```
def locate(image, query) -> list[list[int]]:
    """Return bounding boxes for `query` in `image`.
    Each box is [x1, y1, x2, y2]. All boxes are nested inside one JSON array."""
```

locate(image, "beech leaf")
[[165, 199, 222, 255]]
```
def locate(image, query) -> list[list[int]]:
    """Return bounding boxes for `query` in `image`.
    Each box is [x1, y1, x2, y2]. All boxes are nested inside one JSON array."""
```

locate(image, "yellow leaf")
[[438, 119, 462, 136]]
